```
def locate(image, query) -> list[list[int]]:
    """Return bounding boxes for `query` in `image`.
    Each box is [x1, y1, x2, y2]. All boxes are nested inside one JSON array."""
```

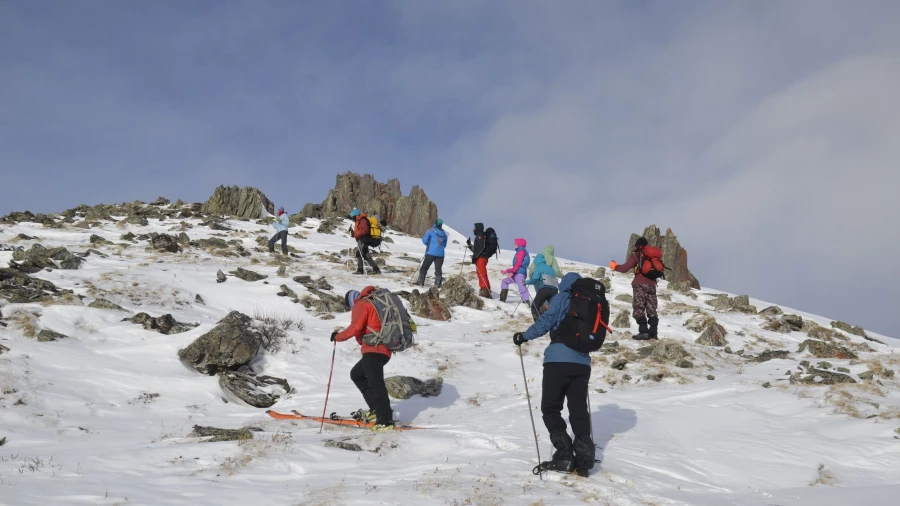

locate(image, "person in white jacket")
[[268, 207, 290, 254]]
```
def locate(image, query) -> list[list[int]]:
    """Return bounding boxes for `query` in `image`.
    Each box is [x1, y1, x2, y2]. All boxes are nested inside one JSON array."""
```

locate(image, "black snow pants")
[[350, 353, 392, 425]]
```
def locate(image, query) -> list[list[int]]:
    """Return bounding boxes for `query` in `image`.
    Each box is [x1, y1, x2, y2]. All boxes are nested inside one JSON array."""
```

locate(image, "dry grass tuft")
[[8, 311, 38, 339]]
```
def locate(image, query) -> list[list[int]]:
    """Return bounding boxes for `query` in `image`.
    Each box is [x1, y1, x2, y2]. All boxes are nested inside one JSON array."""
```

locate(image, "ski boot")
[[532, 430, 576, 475], [350, 409, 377, 423], [633, 317, 651, 340], [499, 289, 509, 302]]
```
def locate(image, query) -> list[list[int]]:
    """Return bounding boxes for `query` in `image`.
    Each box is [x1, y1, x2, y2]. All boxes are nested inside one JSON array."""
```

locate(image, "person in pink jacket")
[[500, 238, 531, 304]]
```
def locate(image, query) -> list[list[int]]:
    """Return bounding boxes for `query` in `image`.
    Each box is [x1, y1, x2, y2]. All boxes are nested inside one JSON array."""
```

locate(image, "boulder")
[[732, 295, 757, 314], [409, 288, 451, 321], [667, 280, 696, 296], [782, 314, 803, 331], [189, 425, 257, 443], [750, 350, 791, 363], [316, 216, 343, 234], [797, 340, 858, 360], [438, 276, 484, 310], [37, 329, 68, 342], [300, 288, 350, 314], [792, 369, 856, 386], [299, 172, 438, 236], [384, 376, 444, 399], [178, 311, 263, 375], [593, 267, 607, 278], [195, 294, 205, 305], [614, 294, 633, 304], [0, 267, 59, 303], [89, 234, 111, 245], [627, 225, 700, 288], [696, 324, 728, 347], [637, 339, 689, 362], [230, 267, 267, 282], [830, 321, 867, 338], [219, 372, 291, 408], [216, 270, 227, 283], [149, 233, 182, 253], [684, 314, 725, 335], [0, 343, 9, 355], [201, 185, 274, 219], [121, 232, 137, 242], [126, 312, 197, 335], [150, 196, 170, 206], [611, 358, 628, 370], [804, 322, 836, 341], [89, 298, 126, 311], [612, 310, 631, 328], [277, 284, 297, 298], [763, 314, 803, 333], [676, 359, 694, 369], [196, 237, 229, 249], [177, 232, 191, 245]]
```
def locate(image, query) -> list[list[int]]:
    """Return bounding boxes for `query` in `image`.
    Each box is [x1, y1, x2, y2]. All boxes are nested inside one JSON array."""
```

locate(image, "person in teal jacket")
[[268, 207, 290, 254], [529, 245, 563, 278], [416, 219, 448, 287], [525, 254, 559, 320]]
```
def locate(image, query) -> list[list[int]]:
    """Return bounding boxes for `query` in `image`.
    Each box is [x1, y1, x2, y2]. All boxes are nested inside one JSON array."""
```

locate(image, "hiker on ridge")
[[349, 208, 381, 276], [500, 238, 531, 304], [610, 236, 664, 340], [268, 206, 290, 255], [525, 253, 559, 321], [466, 223, 498, 298], [416, 218, 447, 288], [529, 245, 563, 279]]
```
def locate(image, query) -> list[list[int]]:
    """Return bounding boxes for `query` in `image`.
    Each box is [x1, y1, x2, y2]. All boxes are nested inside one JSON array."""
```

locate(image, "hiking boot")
[[648, 316, 659, 340], [416, 273, 426, 286], [632, 333, 652, 340], [478, 288, 492, 299], [371, 269, 382, 275], [499, 289, 509, 302], [353, 269, 365, 275], [434, 276, 442, 288], [351, 409, 376, 423], [573, 436, 596, 473]]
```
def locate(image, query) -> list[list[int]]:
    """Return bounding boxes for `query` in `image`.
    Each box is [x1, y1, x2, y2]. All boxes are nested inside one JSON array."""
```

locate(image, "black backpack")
[[483, 228, 499, 258], [551, 278, 611, 354]]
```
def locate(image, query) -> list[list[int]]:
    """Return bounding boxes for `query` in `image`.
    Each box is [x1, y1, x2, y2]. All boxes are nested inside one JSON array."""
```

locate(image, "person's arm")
[[334, 303, 370, 342], [421, 230, 432, 247], [508, 250, 526, 273], [614, 253, 637, 273], [552, 258, 563, 278], [523, 293, 565, 340]]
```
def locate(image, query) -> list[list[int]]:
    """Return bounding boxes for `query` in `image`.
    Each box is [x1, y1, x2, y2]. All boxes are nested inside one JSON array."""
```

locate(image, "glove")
[[466, 238, 471, 246], [330, 331, 338, 342], [513, 332, 526, 346], [609, 261, 618, 270]]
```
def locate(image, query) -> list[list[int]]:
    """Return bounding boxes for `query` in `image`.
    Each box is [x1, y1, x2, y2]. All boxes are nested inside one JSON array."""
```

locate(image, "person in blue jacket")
[[416, 218, 448, 288], [268, 207, 290, 254], [525, 254, 559, 321], [513, 272, 595, 476]]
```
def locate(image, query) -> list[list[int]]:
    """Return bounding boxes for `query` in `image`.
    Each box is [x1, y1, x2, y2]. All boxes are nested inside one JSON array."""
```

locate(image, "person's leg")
[[475, 258, 490, 290], [541, 363, 575, 467], [349, 357, 370, 403], [355, 240, 365, 272], [514, 274, 531, 302], [499, 274, 514, 301], [565, 365, 595, 472], [418, 255, 435, 286], [362, 353, 392, 425], [279, 230, 288, 254], [433, 256, 444, 287], [632, 284, 649, 338], [268, 233, 278, 252], [362, 243, 380, 273], [646, 285, 659, 339], [534, 288, 556, 314]]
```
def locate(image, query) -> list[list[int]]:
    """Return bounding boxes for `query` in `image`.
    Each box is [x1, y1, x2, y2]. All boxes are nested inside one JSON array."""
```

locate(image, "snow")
[[1, 212, 899, 506]]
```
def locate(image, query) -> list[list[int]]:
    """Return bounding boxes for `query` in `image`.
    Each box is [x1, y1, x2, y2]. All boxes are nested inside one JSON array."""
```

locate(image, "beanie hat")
[[435, 218, 443, 228], [350, 208, 360, 218], [635, 237, 648, 248], [345, 290, 360, 309], [277, 207, 284, 215]]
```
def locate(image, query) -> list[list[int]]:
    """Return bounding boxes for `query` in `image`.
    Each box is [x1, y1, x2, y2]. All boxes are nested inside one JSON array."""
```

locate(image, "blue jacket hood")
[[558, 272, 581, 292], [533, 254, 546, 266]]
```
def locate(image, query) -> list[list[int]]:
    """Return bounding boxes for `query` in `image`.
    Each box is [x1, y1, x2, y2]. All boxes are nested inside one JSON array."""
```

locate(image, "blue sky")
[[2, 1, 899, 336]]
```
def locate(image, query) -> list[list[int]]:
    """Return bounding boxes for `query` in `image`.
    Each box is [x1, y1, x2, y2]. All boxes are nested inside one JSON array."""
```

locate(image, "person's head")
[[473, 222, 484, 234], [514, 238, 527, 248], [434, 218, 443, 228], [350, 208, 360, 218], [277, 207, 285, 216], [345, 290, 360, 309], [635, 237, 648, 250]]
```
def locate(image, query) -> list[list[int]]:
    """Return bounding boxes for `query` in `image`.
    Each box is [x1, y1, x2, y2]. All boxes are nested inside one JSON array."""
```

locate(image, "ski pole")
[[319, 340, 337, 434], [409, 256, 425, 284], [458, 244, 467, 275], [518, 344, 542, 480]]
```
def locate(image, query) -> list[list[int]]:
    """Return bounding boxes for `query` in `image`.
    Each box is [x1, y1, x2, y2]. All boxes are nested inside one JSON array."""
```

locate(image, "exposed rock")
[[300, 288, 350, 314], [384, 376, 444, 400], [189, 425, 257, 443], [626, 225, 700, 288], [793, 369, 856, 386], [817, 361, 833, 370], [0, 343, 9, 354], [219, 372, 291, 408], [612, 310, 631, 328], [667, 280, 696, 297], [195, 294, 205, 305], [316, 216, 343, 235], [230, 267, 267, 282], [696, 324, 728, 347], [0, 267, 59, 303], [858, 371, 874, 380], [150, 196, 170, 206], [782, 314, 803, 330], [149, 233, 182, 253], [830, 321, 867, 338], [797, 340, 858, 360], [750, 350, 791, 363], [684, 314, 725, 335], [277, 284, 297, 298], [438, 276, 484, 310], [293, 275, 312, 284], [325, 440, 363, 452], [637, 339, 688, 362], [276, 265, 287, 277], [89, 234, 111, 245], [300, 172, 439, 236], [216, 270, 227, 283], [408, 288, 451, 321], [805, 322, 836, 341], [611, 358, 628, 370], [614, 294, 633, 304], [707, 375, 715, 380], [201, 185, 274, 219], [195, 237, 229, 249], [763, 314, 804, 333], [177, 232, 191, 245], [89, 298, 126, 311], [592, 267, 606, 278], [121, 232, 137, 242], [37, 329, 68, 342], [178, 311, 262, 375], [676, 359, 694, 369], [126, 312, 197, 335], [762, 382, 772, 388]]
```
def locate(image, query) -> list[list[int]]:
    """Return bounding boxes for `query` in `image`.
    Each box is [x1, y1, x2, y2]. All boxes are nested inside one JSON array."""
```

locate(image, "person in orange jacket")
[[331, 287, 393, 426], [610, 237, 658, 340]]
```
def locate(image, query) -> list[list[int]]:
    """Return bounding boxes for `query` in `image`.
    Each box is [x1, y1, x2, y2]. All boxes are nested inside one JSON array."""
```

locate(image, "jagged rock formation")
[[299, 173, 438, 236], [627, 225, 700, 289], [201, 185, 274, 219]]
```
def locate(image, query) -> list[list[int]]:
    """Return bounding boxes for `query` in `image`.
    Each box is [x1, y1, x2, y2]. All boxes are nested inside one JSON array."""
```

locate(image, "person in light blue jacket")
[[513, 272, 595, 476], [416, 218, 448, 287], [268, 207, 290, 254], [525, 254, 559, 321]]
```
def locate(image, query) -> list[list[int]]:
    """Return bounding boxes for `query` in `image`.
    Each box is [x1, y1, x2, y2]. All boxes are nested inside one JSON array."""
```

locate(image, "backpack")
[[551, 278, 611, 354], [483, 228, 499, 258], [637, 246, 665, 280], [361, 288, 416, 352], [367, 216, 383, 246], [540, 273, 559, 290]]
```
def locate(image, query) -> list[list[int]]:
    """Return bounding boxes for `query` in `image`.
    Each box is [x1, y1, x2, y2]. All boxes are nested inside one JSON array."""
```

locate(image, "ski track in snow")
[[1, 214, 899, 505]]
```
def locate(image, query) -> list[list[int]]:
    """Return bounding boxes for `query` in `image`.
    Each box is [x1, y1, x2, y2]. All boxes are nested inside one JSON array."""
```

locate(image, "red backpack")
[[638, 246, 666, 280]]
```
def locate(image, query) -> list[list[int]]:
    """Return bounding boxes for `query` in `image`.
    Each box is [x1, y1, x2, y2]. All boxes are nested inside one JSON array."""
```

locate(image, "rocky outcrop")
[[230, 267, 267, 282], [750, 350, 791, 363], [637, 339, 689, 362], [201, 185, 274, 219], [37, 329, 69, 342], [409, 288, 451, 321], [89, 298, 126, 311], [627, 225, 700, 289], [830, 321, 867, 338], [178, 311, 262, 375], [438, 276, 484, 310], [219, 372, 291, 408], [696, 324, 728, 347], [0, 268, 59, 303], [11, 244, 83, 272], [190, 425, 258, 443], [385, 376, 444, 399], [299, 173, 438, 236], [763, 314, 804, 334], [797, 339, 858, 360], [612, 310, 631, 328], [149, 233, 182, 253], [300, 288, 350, 314], [126, 313, 197, 335]]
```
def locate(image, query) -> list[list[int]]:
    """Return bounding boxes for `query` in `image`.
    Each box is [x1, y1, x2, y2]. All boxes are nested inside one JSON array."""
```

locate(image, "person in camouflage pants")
[[610, 237, 659, 340]]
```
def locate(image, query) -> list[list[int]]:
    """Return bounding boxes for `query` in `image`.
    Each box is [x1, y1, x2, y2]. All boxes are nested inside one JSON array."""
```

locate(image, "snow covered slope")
[[1, 208, 898, 506]]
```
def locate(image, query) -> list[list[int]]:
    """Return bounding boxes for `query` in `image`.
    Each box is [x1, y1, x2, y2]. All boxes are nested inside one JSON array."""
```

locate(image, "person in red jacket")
[[331, 287, 393, 427], [610, 237, 658, 340]]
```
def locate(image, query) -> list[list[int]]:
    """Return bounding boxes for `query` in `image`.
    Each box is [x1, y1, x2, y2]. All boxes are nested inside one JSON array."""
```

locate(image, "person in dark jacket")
[[466, 223, 494, 298], [332, 287, 393, 427], [610, 236, 657, 340], [513, 273, 596, 476], [349, 209, 381, 276], [416, 219, 448, 287]]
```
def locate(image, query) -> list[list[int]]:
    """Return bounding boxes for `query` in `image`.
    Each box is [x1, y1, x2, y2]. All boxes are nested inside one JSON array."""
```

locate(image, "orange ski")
[[265, 410, 429, 431]]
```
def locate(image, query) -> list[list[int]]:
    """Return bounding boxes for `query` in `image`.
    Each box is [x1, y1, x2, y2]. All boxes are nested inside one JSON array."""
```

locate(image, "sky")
[[1, 0, 899, 336]]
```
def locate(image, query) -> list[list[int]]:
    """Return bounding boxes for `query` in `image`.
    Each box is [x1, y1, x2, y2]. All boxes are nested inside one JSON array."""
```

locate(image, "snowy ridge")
[[1, 211, 898, 506]]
